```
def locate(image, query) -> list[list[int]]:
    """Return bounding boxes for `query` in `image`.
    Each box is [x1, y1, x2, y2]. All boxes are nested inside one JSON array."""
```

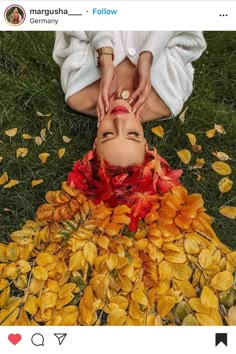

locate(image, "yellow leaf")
[[35, 136, 43, 146], [22, 134, 32, 140], [58, 148, 66, 159], [5, 128, 18, 137], [157, 296, 176, 317], [131, 290, 148, 306], [198, 249, 213, 269], [218, 177, 233, 193], [107, 309, 127, 326], [228, 306, 236, 325], [200, 286, 218, 308], [90, 274, 109, 299], [205, 128, 216, 138], [214, 124, 226, 134], [210, 271, 234, 291], [219, 206, 236, 219], [31, 179, 44, 187], [16, 147, 28, 158], [177, 149, 191, 164], [106, 252, 118, 270], [3, 179, 19, 189], [32, 266, 48, 280], [36, 253, 54, 266], [39, 152, 50, 164], [212, 151, 231, 161], [24, 296, 38, 316], [63, 135, 72, 143], [211, 161, 231, 175], [186, 133, 196, 146], [69, 251, 85, 271], [83, 242, 97, 265], [151, 126, 164, 138], [179, 106, 188, 123], [0, 172, 9, 185], [195, 313, 219, 326]]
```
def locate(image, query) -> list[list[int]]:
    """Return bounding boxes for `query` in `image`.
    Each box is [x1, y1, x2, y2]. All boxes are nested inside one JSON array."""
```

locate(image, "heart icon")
[[8, 333, 22, 345]]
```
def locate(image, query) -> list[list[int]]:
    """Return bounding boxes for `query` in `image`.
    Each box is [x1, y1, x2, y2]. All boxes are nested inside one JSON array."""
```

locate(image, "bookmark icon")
[[54, 333, 67, 345]]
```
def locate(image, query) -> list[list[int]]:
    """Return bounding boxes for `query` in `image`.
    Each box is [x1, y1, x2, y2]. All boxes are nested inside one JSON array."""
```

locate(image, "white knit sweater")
[[53, 31, 206, 116]]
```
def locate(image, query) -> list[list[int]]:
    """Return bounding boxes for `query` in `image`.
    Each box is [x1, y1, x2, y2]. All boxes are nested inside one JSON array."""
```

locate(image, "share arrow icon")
[[54, 333, 67, 345]]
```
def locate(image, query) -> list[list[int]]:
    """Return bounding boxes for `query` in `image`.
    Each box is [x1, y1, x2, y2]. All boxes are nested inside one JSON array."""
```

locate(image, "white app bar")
[[0, 1, 236, 30]]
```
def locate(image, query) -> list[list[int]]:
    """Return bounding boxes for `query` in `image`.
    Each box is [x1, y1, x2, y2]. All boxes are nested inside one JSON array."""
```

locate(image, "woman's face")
[[95, 99, 147, 167]]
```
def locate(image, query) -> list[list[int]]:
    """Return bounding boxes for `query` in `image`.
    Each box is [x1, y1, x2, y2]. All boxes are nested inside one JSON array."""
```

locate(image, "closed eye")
[[102, 132, 114, 138], [128, 132, 140, 137]]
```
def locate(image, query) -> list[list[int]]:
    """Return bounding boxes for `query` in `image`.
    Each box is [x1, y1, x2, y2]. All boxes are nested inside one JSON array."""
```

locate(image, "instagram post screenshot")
[[0, 1, 236, 352]]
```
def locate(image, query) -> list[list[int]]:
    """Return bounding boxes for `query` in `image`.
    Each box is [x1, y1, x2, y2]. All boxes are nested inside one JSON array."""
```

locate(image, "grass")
[[0, 31, 235, 248]]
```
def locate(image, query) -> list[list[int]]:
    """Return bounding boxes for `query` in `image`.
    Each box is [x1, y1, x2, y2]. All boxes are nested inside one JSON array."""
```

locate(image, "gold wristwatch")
[[96, 47, 114, 67]]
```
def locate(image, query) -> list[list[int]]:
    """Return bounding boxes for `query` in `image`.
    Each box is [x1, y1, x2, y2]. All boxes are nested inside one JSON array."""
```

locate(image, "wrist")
[[139, 51, 153, 65], [100, 54, 113, 67]]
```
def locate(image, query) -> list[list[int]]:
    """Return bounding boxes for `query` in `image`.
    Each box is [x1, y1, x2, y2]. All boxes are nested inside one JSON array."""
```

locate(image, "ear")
[[144, 139, 148, 151], [93, 138, 97, 150]]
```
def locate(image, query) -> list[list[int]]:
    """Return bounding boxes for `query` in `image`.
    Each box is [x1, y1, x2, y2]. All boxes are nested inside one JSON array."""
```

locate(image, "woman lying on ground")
[[1, 32, 235, 326]]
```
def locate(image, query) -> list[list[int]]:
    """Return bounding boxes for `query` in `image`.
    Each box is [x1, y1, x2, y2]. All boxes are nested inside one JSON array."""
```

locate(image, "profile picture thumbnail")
[[4, 4, 26, 26]]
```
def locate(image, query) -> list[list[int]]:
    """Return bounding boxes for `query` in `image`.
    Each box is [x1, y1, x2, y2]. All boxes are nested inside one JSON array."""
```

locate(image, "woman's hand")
[[97, 55, 117, 124], [129, 51, 153, 120]]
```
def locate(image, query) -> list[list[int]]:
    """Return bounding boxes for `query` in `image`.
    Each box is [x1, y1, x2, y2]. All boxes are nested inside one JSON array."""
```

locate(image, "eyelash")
[[102, 131, 140, 137], [102, 132, 113, 137]]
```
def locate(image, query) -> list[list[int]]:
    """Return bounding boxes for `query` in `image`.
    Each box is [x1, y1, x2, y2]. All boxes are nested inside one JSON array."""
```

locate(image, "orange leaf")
[[39, 153, 50, 164], [58, 148, 66, 159], [151, 126, 164, 138], [0, 172, 9, 185], [177, 149, 191, 164], [186, 133, 196, 146], [31, 179, 44, 187], [3, 179, 19, 188], [205, 128, 216, 138]]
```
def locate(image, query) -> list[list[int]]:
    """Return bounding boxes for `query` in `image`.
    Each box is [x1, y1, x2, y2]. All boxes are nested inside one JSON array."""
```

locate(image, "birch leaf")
[[214, 124, 226, 134], [151, 126, 164, 138], [210, 271, 233, 291], [31, 179, 44, 187], [58, 148, 66, 159], [177, 149, 191, 164], [16, 148, 28, 158], [5, 128, 18, 137], [186, 133, 196, 146], [218, 177, 233, 193], [212, 151, 231, 161], [39, 153, 50, 164], [37, 111, 51, 117], [63, 136, 72, 143], [219, 206, 236, 219], [47, 119, 53, 134], [3, 179, 19, 188], [205, 129, 216, 138], [40, 129, 46, 141], [0, 172, 9, 185], [211, 161, 231, 175], [35, 136, 43, 146], [179, 106, 188, 123]]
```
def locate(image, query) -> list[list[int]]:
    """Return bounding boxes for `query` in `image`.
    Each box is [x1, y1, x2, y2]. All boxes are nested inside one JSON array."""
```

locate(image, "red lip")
[[111, 106, 129, 114]]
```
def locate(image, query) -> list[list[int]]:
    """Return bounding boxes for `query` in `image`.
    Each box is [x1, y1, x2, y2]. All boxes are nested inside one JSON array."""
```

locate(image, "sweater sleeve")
[[85, 31, 114, 51], [141, 31, 206, 67], [149, 31, 206, 116]]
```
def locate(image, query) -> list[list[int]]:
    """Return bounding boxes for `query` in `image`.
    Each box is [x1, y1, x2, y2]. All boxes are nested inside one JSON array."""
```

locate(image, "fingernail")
[[132, 108, 137, 114], [129, 99, 134, 105], [105, 106, 108, 113]]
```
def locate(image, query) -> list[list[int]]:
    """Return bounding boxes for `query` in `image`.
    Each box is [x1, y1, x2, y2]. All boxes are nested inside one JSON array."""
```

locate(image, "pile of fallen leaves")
[[0, 182, 236, 326]]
